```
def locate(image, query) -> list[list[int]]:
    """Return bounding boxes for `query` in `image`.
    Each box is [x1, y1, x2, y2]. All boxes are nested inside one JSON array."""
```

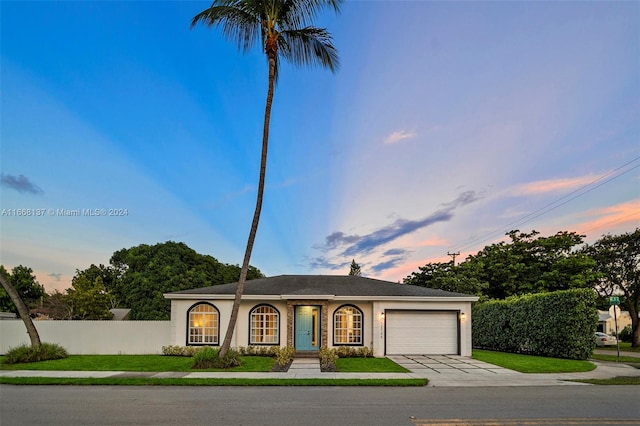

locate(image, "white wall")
[[169, 299, 473, 357], [0, 320, 170, 355]]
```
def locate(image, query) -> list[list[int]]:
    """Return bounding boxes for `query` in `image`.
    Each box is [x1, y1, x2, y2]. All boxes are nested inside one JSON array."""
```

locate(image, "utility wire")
[[451, 156, 640, 255]]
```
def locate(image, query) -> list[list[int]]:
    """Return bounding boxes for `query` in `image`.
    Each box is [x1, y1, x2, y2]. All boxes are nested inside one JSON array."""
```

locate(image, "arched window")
[[333, 305, 363, 345], [249, 305, 279, 345], [187, 303, 219, 345]]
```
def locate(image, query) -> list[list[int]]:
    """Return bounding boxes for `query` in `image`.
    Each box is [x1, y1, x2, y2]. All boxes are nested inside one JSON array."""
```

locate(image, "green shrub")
[[3, 343, 68, 364], [319, 346, 338, 370], [334, 346, 373, 358], [161, 345, 202, 357], [274, 346, 295, 368], [357, 346, 373, 358], [237, 345, 279, 357], [191, 347, 242, 369], [473, 288, 598, 360], [618, 325, 633, 343]]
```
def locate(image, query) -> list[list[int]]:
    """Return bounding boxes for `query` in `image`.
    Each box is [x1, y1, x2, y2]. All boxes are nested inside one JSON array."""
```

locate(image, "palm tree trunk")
[[0, 272, 41, 347], [219, 52, 277, 358]]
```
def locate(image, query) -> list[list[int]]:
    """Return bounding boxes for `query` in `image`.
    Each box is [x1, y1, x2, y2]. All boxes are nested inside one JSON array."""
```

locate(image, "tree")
[[403, 261, 487, 296], [109, 241, 264, 320], [348, 260, 362, 276], [0, 265, 45, 313], [192, 0, 341, 357], [466, 230, 597, 299], [585, 229, 640, 347], [65, 266, 115, 320], [404, 230, 597, 300], [0, 265, 41, 346]]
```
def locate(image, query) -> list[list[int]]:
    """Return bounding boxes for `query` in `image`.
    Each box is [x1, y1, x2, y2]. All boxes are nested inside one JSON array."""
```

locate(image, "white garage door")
[[386, 311, 459, 355]]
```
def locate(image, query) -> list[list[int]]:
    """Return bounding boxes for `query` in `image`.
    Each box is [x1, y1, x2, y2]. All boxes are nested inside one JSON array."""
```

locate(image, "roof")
[[164, 275, 478, 301]]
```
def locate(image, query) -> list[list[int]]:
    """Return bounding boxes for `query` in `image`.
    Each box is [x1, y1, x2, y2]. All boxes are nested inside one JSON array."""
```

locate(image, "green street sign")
[[609, 296, 620, 305]]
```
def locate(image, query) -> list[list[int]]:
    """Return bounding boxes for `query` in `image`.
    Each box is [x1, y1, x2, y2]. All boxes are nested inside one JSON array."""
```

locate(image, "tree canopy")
[[405, 230, 598, 299], [348, 260, 362, 276], [584, 228, 639, 346], [109, 241, 264, 320], [0, 265, 45, 315]]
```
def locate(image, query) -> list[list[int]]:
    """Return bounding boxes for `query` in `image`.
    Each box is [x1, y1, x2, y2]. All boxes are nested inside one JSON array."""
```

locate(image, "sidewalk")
[[1, 356, 639, 386]]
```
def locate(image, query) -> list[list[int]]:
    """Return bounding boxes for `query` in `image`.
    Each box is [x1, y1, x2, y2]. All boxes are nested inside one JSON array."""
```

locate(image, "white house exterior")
[[164, 275, 478, 357]]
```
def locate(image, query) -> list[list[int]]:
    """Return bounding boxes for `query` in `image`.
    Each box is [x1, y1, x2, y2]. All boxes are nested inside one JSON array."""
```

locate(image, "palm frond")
[[279, 0, 342, 30], [191, 3, 261, 53], [278, 26, 339, 72]]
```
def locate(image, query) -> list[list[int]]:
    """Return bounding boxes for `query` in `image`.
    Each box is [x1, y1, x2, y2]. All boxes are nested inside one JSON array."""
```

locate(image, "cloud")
[[1, 173, 44, 195], [573, 199, 640, 237], [371, 257, 406, 274], [315, 190, 481, 260], [384, 129, 416, 144], [48, 273, 63, 282], [513, 174, 601, 196], [383, 248, 408, 257], [308, 256, 349, 271]]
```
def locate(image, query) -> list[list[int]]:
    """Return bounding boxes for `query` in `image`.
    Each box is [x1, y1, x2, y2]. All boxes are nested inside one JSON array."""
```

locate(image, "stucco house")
[[598, 309, 632, 336], [164, 275, 478, 357]]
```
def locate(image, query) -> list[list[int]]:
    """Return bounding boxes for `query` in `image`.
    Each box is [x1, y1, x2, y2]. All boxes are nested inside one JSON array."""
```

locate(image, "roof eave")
[[164, 293, 478, 302]]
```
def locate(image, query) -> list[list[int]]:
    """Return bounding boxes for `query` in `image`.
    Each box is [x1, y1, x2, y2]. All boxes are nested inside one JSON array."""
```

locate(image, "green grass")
[[0, 355, 274, 372], [472, 349, 596, 373], [596, 342, 640, 352], [336, 357, 409, 373], [590, 354, 640, 364], [571, 376, 640, 385], [0, 377, 427, 386]]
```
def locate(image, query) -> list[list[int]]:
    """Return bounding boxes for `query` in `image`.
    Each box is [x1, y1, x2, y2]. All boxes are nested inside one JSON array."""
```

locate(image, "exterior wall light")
[[379, 312, 385, 320], [460, 312, 466, 320]]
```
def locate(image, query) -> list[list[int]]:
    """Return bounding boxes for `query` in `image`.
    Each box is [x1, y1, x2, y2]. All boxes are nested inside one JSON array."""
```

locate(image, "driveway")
[[387, 355, 640, 387]]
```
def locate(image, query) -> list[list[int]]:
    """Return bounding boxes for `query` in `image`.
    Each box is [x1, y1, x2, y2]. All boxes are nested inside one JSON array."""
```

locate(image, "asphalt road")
[[1, 385, 638, 425]]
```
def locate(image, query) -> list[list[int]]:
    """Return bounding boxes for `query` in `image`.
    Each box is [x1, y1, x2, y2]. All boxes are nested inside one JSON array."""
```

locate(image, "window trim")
[[186, 302, 220, 346], [248, 304, 281, 346], [333, 304, 364, 346]]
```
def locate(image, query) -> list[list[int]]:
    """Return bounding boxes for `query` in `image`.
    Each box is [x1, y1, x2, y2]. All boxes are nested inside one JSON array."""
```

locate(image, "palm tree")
[[0, 273, 41, 347], [192, 0, 342, 357]]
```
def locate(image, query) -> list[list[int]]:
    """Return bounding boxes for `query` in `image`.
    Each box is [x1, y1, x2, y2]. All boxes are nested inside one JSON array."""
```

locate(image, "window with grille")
[[334, 305, 363, 345], [250, 305, 279, 345], [187, 303, 219, 345]]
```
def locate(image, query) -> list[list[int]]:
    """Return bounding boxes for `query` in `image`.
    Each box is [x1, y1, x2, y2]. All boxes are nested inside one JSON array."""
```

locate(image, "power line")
[[451, 156, 640, 255]]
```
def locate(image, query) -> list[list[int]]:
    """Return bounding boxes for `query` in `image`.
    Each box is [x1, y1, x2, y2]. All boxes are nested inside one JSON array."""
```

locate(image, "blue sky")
[[1, 1, 638, 293]]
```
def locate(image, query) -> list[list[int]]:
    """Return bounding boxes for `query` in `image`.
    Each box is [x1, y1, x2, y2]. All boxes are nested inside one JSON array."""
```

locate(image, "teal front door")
[[295, 306, 320, 351]]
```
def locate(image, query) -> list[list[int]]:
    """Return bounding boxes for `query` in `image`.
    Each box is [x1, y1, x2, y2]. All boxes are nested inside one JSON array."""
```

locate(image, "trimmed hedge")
[[473, 288, 598, 360]]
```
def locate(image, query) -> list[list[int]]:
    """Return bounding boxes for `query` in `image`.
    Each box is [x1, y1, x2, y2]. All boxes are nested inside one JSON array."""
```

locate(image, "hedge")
[[472, 288, 598, 360]]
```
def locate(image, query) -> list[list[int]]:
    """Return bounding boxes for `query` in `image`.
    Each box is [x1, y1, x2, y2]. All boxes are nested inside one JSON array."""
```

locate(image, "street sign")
[[609, 296, 620, 305], [609, 305, 621, 318]]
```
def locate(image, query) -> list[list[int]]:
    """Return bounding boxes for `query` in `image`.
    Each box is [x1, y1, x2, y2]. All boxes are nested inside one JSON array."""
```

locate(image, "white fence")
[[0, 320, 171, 355]]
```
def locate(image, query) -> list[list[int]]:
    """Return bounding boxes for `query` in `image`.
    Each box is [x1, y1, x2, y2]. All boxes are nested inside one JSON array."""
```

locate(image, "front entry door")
[[295, 306, 320, 351]]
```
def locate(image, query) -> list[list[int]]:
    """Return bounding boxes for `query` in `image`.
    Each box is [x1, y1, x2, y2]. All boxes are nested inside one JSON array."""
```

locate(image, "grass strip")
[[0, 376, 427, 386], [570, 376, 640, 385], [336, 357, 409, 373], [0, 355, 274, 372], [590, 354, 640, 364], [472, 349, 596, 373]]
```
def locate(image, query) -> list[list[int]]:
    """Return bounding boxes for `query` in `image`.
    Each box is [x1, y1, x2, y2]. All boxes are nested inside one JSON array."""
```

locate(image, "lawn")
[[0, 376, 428, 386], [336, 357, 409, 373], [0, 355, 274, 372], [596, 342, 640, 352], [472, 349, 596, 373]]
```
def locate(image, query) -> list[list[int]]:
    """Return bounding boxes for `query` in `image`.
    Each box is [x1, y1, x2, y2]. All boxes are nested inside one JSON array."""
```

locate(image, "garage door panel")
[[386, 311, 458, 355]]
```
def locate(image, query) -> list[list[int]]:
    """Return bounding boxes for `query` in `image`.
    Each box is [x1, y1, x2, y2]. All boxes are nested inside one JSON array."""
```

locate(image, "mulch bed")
[[271, 360, 293, 372]]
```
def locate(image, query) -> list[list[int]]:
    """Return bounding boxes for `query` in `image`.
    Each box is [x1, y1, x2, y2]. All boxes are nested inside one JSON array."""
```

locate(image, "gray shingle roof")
[[166, 275, 473, 298]]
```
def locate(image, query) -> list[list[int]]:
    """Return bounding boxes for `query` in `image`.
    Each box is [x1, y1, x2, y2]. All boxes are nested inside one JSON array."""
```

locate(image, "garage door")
[[386, 311, 459, 355]]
